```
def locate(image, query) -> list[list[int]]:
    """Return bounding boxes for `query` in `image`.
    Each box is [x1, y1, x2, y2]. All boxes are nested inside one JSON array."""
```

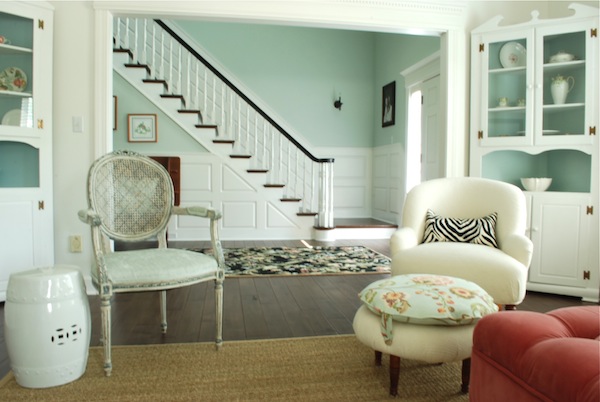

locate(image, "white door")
[[420, 75, 444, 182]]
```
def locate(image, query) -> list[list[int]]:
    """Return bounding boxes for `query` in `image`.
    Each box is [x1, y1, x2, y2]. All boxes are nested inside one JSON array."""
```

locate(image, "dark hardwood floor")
[[0, 237, 595, 379]]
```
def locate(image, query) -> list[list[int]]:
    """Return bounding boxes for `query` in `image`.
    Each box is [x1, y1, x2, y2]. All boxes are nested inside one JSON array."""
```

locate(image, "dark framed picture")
[[127, 114, 158, 142], [113, 96, 118, 131], [382, 81, 396, 127]]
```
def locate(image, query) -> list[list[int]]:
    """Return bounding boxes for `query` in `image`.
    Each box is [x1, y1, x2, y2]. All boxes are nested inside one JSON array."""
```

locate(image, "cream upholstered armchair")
[[78, 150, 225, 376], [390, 177, 533, 310]]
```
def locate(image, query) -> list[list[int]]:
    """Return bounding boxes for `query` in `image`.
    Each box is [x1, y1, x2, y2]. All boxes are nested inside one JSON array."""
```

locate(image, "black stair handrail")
[[155, 20, 334, 164]]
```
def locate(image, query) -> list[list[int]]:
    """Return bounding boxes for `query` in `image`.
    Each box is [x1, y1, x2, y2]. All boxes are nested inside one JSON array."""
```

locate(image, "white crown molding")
[[94, 1, 467, 34]]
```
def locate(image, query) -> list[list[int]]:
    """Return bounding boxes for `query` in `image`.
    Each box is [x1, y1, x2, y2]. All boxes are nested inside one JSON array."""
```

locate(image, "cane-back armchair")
[[78, 150, 225, 376]]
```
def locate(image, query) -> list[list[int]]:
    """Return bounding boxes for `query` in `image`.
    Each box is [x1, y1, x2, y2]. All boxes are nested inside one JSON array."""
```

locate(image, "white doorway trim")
[[400, 52, 442, 197]]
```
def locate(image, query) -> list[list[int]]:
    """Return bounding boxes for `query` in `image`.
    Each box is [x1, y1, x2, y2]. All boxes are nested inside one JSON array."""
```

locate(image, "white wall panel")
[[223, 201, 257, 228]]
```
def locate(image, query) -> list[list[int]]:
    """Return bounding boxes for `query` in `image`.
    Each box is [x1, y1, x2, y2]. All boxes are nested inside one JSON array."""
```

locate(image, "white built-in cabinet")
[[0, 1, 54, 300], [470, 4, 599, 302]]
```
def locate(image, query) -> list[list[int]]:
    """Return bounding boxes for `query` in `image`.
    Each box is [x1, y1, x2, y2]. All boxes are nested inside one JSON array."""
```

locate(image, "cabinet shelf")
[[0, 43, 32, 55]]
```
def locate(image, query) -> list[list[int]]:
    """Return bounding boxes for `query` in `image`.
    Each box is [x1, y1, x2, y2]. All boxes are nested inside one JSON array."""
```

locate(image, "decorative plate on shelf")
[[1, 109, 21, 126], [0, 67, 27, 92], [499, 42, 527, 68]]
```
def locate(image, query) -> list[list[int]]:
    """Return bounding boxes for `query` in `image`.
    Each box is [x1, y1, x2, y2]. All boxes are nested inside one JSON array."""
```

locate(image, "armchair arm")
[[172, 206, 222, 220], [389, 227, 419, 258], [78, 209, 102, 226], [501, 233, 533, 268]]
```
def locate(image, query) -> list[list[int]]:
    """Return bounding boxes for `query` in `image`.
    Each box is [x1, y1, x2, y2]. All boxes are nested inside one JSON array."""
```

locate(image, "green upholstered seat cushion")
[[359, 274, 498, 344], [92, 248, 218, 290]]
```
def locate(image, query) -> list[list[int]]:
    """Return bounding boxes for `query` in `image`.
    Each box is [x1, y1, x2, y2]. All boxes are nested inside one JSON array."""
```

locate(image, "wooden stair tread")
[[281, 198, 301, 202], [230, 155, 252, 159], [213, 139, 234, 144], [264, 184, 285, 188], [247, 169, 268, 173]]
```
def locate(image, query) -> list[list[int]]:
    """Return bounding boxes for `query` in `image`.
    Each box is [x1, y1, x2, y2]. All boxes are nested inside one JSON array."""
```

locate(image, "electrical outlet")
[[69, 235, 82, 253]]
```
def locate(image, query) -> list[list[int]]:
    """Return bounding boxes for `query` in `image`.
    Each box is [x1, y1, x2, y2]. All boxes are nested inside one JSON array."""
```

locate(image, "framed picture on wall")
[[382, 81, 396, 127], [127, 114, 158, 142], [113, 96, 117, 131]]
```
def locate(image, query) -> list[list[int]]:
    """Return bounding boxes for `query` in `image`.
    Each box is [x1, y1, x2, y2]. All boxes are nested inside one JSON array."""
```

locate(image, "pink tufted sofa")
[[470, 306, 600, 402]]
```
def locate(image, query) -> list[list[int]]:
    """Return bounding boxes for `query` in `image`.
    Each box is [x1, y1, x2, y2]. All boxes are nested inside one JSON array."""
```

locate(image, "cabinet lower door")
[[0, 198, 53, 300], [528, 193, 591, 288]]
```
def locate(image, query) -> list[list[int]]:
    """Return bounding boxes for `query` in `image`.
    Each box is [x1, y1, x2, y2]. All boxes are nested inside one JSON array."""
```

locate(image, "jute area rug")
[[196, 246, 391, 276], [0, 336, 468, 401]]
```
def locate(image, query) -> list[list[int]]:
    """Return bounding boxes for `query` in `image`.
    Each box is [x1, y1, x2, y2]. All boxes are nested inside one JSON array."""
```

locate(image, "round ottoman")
[[352, 274, 498, 396], [4, 265, 91, 388]]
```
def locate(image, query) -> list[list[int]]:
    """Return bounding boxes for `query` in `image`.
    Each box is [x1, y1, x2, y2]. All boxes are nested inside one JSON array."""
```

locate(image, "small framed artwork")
[[382, 81, 396, 127], [127, 114, 157, 142], [113, 96, 117, 131]]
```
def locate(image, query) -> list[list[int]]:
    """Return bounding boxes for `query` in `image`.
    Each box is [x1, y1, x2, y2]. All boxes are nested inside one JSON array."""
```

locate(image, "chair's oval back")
[[402, 177, 527, 247], [87, 150, 174, 241]]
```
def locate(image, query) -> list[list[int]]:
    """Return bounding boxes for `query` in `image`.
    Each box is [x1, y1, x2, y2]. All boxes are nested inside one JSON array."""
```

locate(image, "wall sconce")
[[333, 96, 343, 110]]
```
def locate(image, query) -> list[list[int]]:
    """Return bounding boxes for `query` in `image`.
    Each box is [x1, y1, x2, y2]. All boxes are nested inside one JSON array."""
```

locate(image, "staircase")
[[113, 17, 335, 240]]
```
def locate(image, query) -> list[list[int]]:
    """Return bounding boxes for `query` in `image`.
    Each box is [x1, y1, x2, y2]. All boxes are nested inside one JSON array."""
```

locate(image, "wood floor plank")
[[239, 279, 270, 340]]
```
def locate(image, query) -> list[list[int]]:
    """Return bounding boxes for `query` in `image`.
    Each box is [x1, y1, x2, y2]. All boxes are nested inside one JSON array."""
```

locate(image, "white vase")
[[551, 76, 574, 105]]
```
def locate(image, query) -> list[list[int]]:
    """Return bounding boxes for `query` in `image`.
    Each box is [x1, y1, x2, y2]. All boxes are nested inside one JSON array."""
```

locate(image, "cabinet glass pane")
[[0, 141, 39, 187], [542, 30, 586, 137], [487, 39, 527, 138], [0, 12, 33, 129], [482, 149, 591, 192]]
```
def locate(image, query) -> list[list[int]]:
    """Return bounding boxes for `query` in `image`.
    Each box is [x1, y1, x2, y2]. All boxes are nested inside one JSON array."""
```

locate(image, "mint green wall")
[[373, 34, 440, 148], [113, 73, 207, 153], [174, 21, 377, 147]]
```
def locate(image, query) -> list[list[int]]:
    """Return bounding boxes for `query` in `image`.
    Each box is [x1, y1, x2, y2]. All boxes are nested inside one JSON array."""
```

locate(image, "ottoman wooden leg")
[[375, 351, 382, 366], [461, 358, 471, 393], [389, 355, 401, 396]]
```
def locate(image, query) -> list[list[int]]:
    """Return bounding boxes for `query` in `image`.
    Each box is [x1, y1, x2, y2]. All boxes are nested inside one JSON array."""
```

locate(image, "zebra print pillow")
[[422, 209, 499, 248]]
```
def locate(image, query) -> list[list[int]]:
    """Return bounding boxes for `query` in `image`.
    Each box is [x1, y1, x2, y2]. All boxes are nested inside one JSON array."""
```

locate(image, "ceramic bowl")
[[521, 177, 552, 192]]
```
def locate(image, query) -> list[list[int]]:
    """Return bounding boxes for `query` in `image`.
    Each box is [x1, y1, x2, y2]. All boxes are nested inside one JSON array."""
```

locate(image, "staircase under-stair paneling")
[[163, 153, 317, 240]]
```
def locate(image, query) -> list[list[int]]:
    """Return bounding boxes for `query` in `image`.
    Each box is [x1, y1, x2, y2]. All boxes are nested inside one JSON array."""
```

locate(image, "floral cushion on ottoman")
[[359, 274, 498, 344]]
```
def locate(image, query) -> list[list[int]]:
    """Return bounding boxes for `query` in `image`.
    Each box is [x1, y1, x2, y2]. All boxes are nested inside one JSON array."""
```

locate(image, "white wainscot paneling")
[[223, 201, 257, 229], [181, 162, 212, 191], [317, 147, 372, 218], [266, 202, 299, 228], [222, 164, 256, 192], [372, 143, 404, 224]]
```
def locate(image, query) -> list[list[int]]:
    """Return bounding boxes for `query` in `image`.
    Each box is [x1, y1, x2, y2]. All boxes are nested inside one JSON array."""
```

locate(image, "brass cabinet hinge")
[[586, 205, 594, 215], [583, 270, 591, 280], [479, 43, 484, 52], [38, 200, 44, 210], [591, 28, 597, 38], [478, 130, 483, 140], [38, 19, 44, 30], [37, 119, 43, 129], [590, 126, 596, 136]]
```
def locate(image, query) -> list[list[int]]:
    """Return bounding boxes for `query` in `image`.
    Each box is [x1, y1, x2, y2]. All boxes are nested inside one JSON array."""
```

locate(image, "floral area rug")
[[195, 246, 391, 276]]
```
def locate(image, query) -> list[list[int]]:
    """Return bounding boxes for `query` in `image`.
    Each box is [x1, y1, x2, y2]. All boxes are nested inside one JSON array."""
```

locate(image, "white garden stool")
[[4, 265, 91, 388], [352, 274, 498, 396]]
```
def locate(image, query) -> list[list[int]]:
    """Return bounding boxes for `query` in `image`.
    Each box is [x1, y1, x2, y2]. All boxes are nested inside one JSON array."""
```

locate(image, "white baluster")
[[186, 52, 190, 108], [142, 19, 147, 66], [177, 45, 181, 95], [168, 37, 173, 93]]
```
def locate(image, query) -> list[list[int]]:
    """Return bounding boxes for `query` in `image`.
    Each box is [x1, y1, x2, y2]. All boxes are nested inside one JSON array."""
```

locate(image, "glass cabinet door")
[[536, 20, 596, 146], [0, 9, 41, 190], [479, 30, 534, 146], [0, 11, 34, 130]]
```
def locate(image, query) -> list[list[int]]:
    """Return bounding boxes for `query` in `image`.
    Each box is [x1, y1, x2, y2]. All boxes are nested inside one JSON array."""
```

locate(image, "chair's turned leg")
[[160, 290, 168, 333], [389, 355, 401, 396], [374, 350, 382, 366], [461, 358, 471, 393], [214, 278, 224, 350], [100, 295, 113, 376]]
